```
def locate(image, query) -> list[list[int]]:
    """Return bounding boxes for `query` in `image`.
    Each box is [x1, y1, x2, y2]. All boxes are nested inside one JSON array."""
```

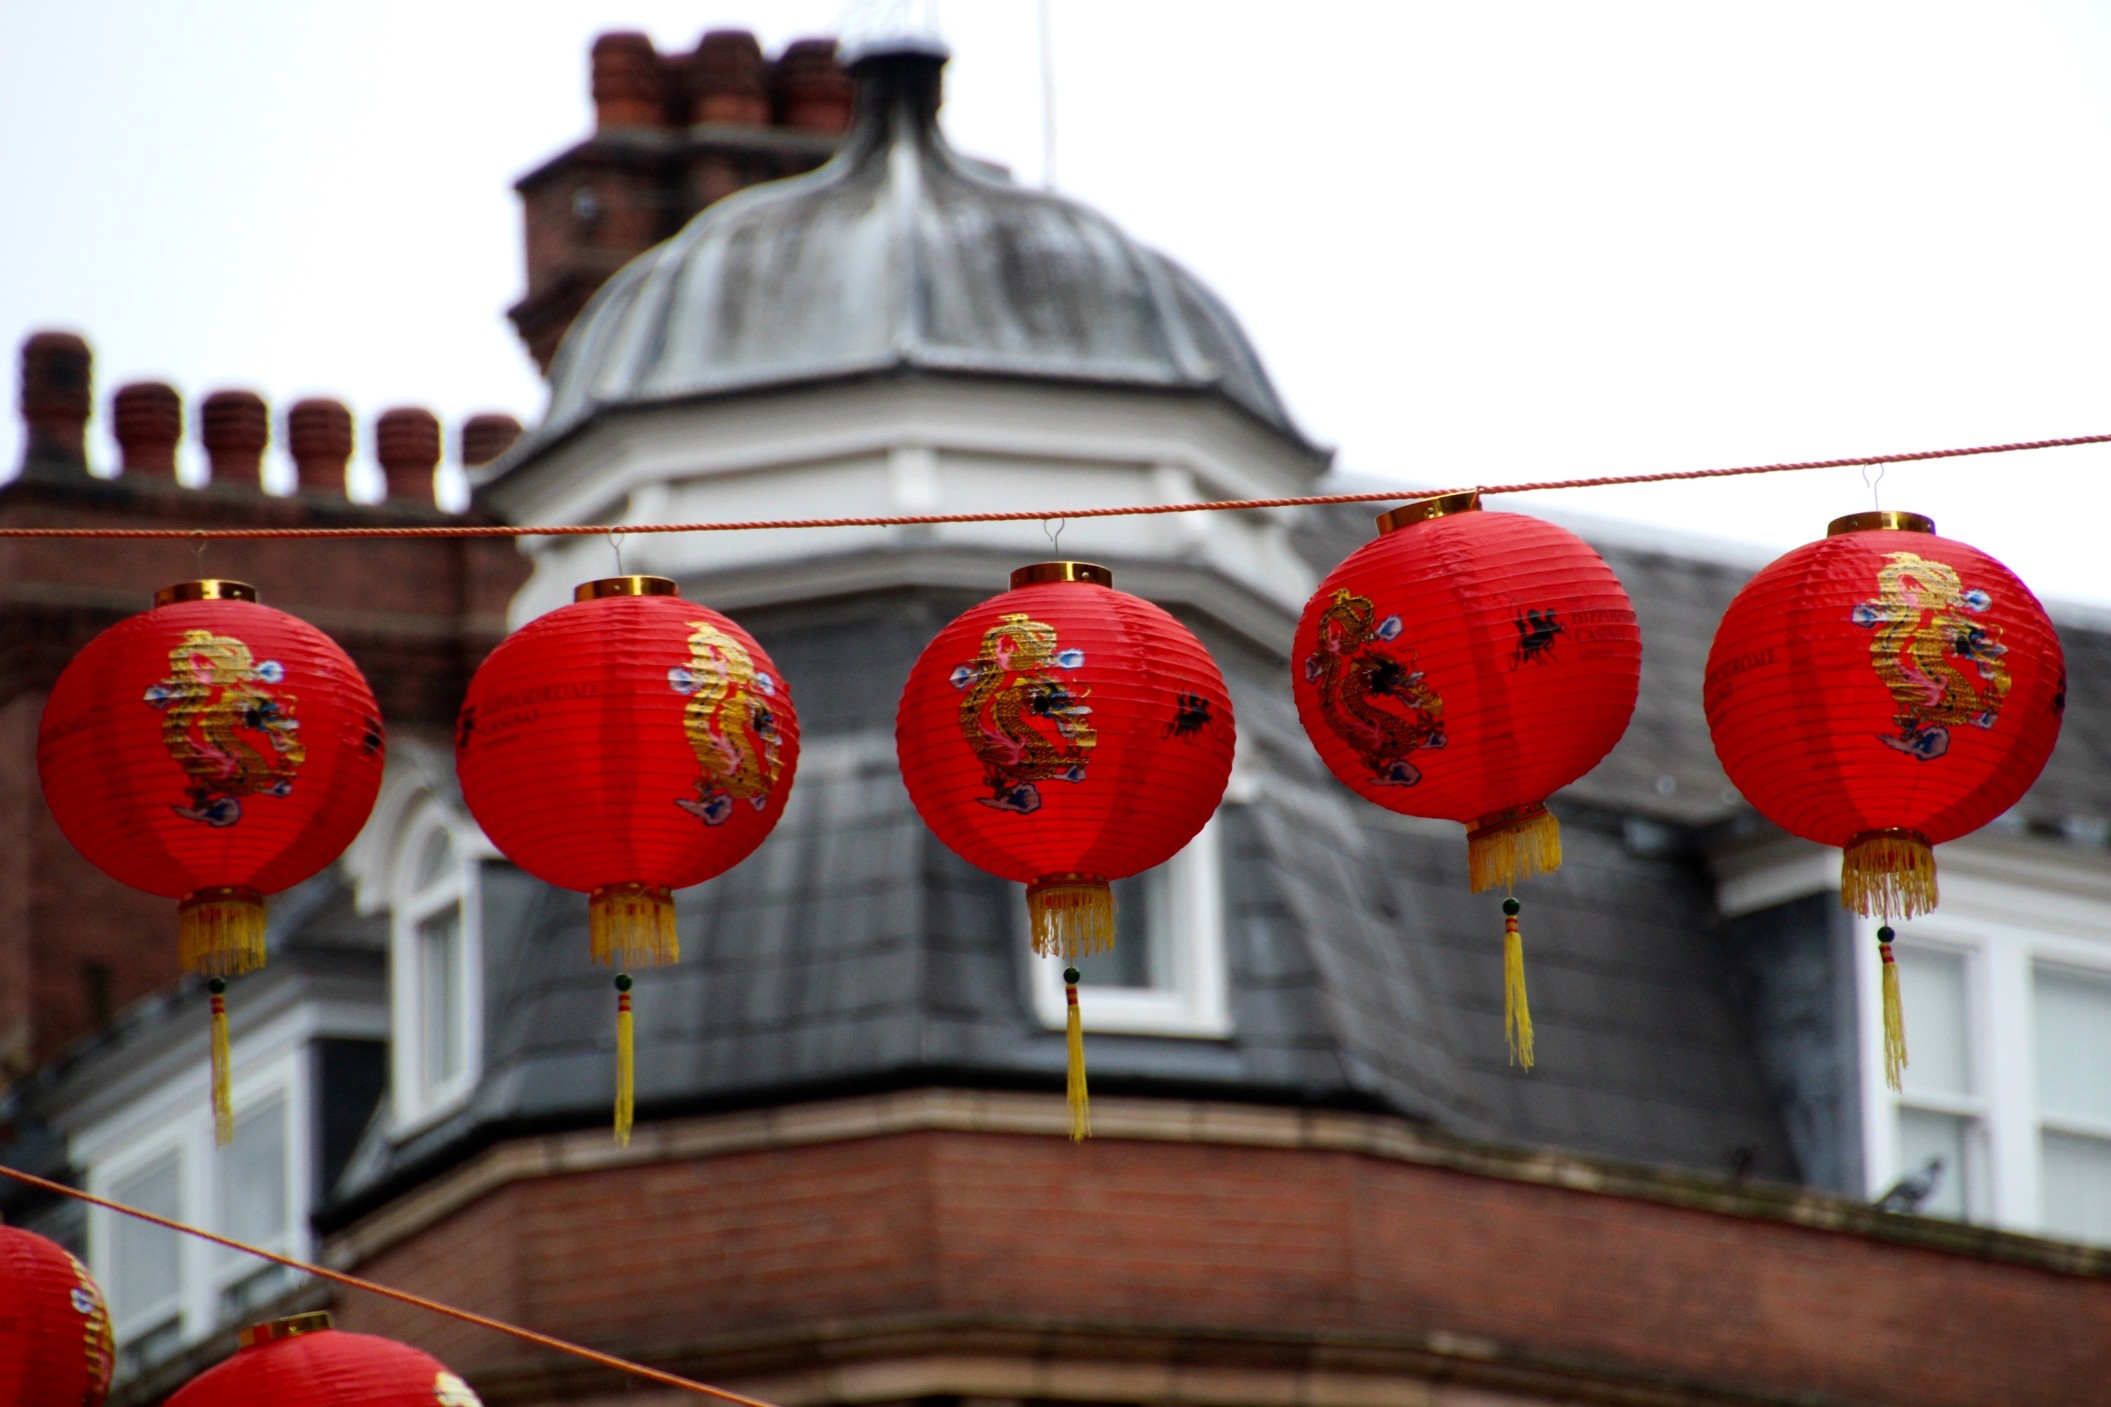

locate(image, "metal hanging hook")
[[1043, 517, 1066, 555], [192, 533, 208, 574], [609, 530, 627, 576], [1862, 463, 1885, 512]]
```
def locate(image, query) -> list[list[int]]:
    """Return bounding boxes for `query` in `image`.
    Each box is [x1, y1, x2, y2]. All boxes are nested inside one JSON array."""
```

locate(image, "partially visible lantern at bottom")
[[165, 1313, 482, 1407], [0, 1224, 115, 1407], [456, 576, 800, 1142], [896, 562, 1235, 1138], [1705, 509, 2065, 1086], [1292, 494, 1642, 1068], [38, 580, 386, 1141]]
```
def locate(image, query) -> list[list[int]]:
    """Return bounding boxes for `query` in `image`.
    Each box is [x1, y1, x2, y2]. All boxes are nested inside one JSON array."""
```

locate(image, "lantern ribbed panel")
[[896, 581, 1235, 884], [0, 1227, 114, 1407], [165, 1327, 480, 1407], [1705, 527, 2064, 848], [37, 599, 385, 899], [1292, 509, 1640, 824], [456, 594, 799, 894]]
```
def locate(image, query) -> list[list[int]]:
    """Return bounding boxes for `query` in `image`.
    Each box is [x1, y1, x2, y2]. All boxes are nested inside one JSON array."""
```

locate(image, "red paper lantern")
[[1705, 510, 2065, 1086], [38, 580, 385, 1138], [896, 562, 1235, 1137], [456, 575, 799, 1139], [166, 1313, 482, 1407], [0, 1225, 114, 1407], [1292, 494, 1642, 1066]]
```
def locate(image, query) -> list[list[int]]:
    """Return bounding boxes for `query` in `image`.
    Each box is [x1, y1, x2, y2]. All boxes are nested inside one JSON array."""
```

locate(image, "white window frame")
[[82, 1037, 311, 1355], [387, 798, 487, 1136], [1853, 838, 2111, 1237], [1029, 806, 1232, 1039], [95, 1142, 187, 1346], [211, 1093, 300, 1319]]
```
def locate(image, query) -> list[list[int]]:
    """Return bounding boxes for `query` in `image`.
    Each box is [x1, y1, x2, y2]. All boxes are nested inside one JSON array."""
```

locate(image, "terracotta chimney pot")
[[287, 398, 354, 495], [459, 413, 523, 468], [112, 381, 182, 477], [592, 31, 668, 129], [375, 406, 442, 504], [19, 330, 93, 473], [200, 389, 269, 488], [690, 30, 770, 125], [776, 39, 853, 133]]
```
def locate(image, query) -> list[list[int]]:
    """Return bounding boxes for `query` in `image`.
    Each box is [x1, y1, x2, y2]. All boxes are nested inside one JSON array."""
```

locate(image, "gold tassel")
[[179, 887, 267, 977], [1841, 830, 1938, 920], [1467, 805, 1563, 895], [1878, 927, 1908, 1092], [614, 973, 635, 1146], [1502, 897, 1535, 1070], [1064, 967, 1090, 1141], [208, 978, 234, 1147], [1027, 874, 1115, 960], [590, 884, 678, 968]]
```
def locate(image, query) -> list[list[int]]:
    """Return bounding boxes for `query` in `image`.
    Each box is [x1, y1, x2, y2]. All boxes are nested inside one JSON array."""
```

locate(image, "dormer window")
[[389, 803, 484, 1131], [1859, 850, 2111, 1244], [1030, 809, 1231, 1039]]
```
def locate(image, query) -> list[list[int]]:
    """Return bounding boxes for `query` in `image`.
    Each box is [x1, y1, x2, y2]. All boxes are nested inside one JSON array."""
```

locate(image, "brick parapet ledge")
[[323, 1091, 2111, 1407], [0, 473, 527, 722]]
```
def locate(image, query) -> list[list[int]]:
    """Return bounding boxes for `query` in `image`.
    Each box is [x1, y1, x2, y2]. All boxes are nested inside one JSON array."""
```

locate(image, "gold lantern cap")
[[154, 580, 259, 607], [1010, 561, 1113, 588], [1376, 491, 1481, 535], [238, 1311, 332, 1350], [1827, 510, 1935, 537], [576, 576, 680, 601]]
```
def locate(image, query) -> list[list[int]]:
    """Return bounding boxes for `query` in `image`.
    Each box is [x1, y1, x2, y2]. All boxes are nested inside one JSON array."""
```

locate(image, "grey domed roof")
[[528, 49, 1313, 453]]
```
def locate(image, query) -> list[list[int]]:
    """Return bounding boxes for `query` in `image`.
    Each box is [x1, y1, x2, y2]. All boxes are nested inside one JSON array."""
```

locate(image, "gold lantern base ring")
[[1026, 873, 1114, 961], [1466, 803, 1563, 894], [1841, 829, 1938, 920], [589, 883, 679, 967], [179, 886, 267, 977]]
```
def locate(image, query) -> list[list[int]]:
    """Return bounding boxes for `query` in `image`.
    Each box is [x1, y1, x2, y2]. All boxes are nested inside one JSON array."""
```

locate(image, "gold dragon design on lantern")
[[950, 611, 1095, 815], [1304, 588, 1446, 786], [1853, 551, 2011, 760], [143, 629, 304, 826], [668, 619, 786, 826]]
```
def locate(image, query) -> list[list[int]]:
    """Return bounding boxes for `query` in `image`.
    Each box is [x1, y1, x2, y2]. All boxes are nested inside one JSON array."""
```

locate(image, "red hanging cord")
[[0, 1162, 777, 1405], [0, 432, 2100, 539]]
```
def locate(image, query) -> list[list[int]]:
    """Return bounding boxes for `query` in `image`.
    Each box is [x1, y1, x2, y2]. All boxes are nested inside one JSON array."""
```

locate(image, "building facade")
[[2, 27, 2109, 1407]]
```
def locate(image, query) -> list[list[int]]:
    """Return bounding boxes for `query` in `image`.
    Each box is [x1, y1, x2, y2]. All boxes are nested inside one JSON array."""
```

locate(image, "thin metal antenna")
[[1038, 0, 1058, 189]]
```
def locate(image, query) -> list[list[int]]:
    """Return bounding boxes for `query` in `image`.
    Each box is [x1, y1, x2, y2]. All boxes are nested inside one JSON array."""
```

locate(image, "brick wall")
[[333, 1127, 2111, 1406]]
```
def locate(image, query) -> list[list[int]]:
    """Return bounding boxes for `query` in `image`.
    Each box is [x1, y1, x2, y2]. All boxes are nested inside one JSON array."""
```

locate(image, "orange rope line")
[[0, 432, 2103, 540], [0, 1162, 777, 1406]]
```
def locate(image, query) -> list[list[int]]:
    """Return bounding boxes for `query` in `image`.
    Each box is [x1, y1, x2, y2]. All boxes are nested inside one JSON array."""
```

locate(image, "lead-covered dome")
[[531, 47, 1311, 452]]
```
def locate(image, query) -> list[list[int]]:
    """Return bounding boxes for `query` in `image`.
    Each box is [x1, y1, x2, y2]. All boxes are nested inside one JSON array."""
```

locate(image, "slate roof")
[[330, 581, 1805, 1217]]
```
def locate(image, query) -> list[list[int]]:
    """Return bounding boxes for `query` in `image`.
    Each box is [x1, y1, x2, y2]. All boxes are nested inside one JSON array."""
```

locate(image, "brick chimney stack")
[[691, 31, 770, 125], [508, 31, 851, 374], [777, 40, 854, 132], [459, 413, 523, 469], [200, 390, 269, 488], [376, 406, 442, 504], [288, 398, 354, 495], [111, 382, 181, 477], [18, 331, 93, 476], [592, 32, 667, 129]]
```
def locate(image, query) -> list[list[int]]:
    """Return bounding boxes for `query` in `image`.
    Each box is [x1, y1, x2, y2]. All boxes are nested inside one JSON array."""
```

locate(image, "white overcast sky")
[[5, 1, 2111, 607]]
